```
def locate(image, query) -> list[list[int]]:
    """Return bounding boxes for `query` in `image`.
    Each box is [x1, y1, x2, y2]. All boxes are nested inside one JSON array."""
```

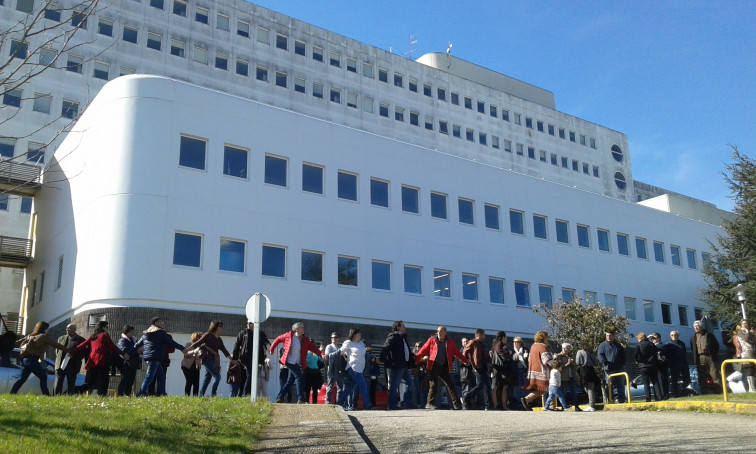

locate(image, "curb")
[[333, 406, 372, 454], [602, 400, 756, 414]]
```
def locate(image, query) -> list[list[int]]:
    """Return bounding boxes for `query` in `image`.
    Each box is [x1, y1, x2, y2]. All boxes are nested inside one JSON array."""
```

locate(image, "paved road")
[[349, 409, 756, 453]]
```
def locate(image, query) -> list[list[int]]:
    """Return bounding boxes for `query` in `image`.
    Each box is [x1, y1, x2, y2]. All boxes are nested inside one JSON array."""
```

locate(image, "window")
[[550, 154, 557, 165], [98, 18, 113, 36], [611, 144, 624, 162], [424, 83, 432, 97], [302, 163, 324, 194], [379, 68, 388, 83], [370, 178, 389, 208], [702, 252, 711, 267], [295, 40, 306, 56], [173, 232, 202, 267], [556, 220, 569, 244], [484, 204, 500, 230], [540, 150, 547, 162], [489, 278, 505, 304], [373, 261, 392, 291], [479, 133, 487, 146], [66, 54, 83, 73], [643, 300, 655, 323], [451, 92, 459, 105], [516, 144, 524, 155], [464, 97, 472, 109], [492, 136, 499, 149], [337, 171, 357, 201], [61, 100, 79, 119], [569, 131, 576, 142], [276, 71, 287, 88], [26, 143, 45, 164], [614, 172, 626, 190], [617, 233, 629, 256], [219, 239, 245, 273], [686, 249, 697, 269], [590, 138, 597, 149], [694, 307, 704, 322], [264, 155, 287, 187], [490, 105, 497, 117], [3, 89, 21, 108], [561, 157, 568, 168], [147, 32, 162, 51], [582, 163, 589, 174], [437, 88, 446, 101], [295, 77, 306, 94], [466, 129, 474, 142], [430, 192, 447, 219], [55, 256, 63, 289], [548, 124, 555, 135], [538, 285, 553, 308], [528, 147, 535, 159], [636, 237, 648, 259], [580, 135, 586, 146], [401, 186, 419, 214], [257, 27, 269, 45], [593, 166, 600, 177], [394, 107, 403, 122], [179, 135, 206, 170], [276, 34, 288, 50], [173, 0, 187, 16], [403, 265, 421, 294], [670, 245, 682, 266], [653, 241, 665, 263], [524, 117, 532, 129], [170, 39, 185, 57], [312, 83, 323, 99], [196, 7, 209, 24], [509, 210, 524, 235], [237, 21, 250, 37], [458, 198, 474, 225], [557, 128, 564, 139], [624, 297, 637, 320], [434, 269, 451, 298], [572, 160, 579, 172], [504, 140, 512, 153], [347, 58, 357, 73], [123, 26, 138, 44], [678, 305, 689, 326], [236, 60, 248, 76], [537, 121, 544, 132], [605, 294, 617, 313], [561, 288, 576, 303], [409, 112, 419, 126], [515, 282, 531, 307], [362, 97, 373, 113], [150, 0, 164, 10], [262, 245, 286, 278], [661, 303, 672, 325], [337, 256, 358, 286], [477, 101, 485, 113], [223, 145, 247, 179], [20, 197, 32, 214], [453, 125, 461, 138], [379, 104, 388, 117], [462, 273, 479, 301], [329, 52, 340, 67], [425, 117, 433, 131], [362, 62, 373, 78], [215, 53, 228, 71], [193, 46, 208, 65], [0, 194, 7, 210], [584, 291, 597, 305], [502, 110, 510, 121], [93, 61, 109, 80], [71, 10, 87, 28], [577, 225, 590, 248], [533, 215, 547, 239], [439, 121, 448, 134], [301, 251, 323, 282], [16, 0, 34, 13], [393, 73, 403, 88], [39, 47, 55, 66], [256, 66, 268, 82]]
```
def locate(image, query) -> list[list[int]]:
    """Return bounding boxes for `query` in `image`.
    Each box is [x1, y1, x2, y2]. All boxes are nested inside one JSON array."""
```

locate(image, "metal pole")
[[736, 284, 746, 320], [250, 322, 260, 402]]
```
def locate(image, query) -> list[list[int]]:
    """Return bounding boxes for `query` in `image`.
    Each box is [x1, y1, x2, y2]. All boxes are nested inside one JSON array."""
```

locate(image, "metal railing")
[[0, 236, 34, 267], [0, 160, 42, 196], [607, 372, 632, 404], [720, 358, 756, 402]]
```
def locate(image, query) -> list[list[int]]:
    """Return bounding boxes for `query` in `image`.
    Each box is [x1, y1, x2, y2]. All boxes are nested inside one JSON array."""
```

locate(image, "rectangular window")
[[219, 238, 245, 273], [173, 232, 202, 267], [16, 0, 34, 13], [490, 278, 505, 304], [572, 160, 579, 172], [362, 62, 373, 78], [477, 101, 485, 113], [150, 0, 164, 10], [584, 291, 597, 305], [312, 83, 323, 99], [643, 300, 655, 323], [236, 60, 248, 76], [409, 78, 418, 93], [548, 124, 555, 135], [466, 129, 474, 142], [462, 273, 479, 301], [373, 261, 392, 291], [262, 245, 286, 278], [437, 88, 446, 101], [559, 128, 565, 139], [98, 18, 113, 36], [173, 0, 187, 16], [561, 157, 568, 168], [661, 303, 672, 325], [370, 178, 389, 208], [302, 163, 324, 195], [539, 150, 547, 162], [484, 204, 499, 230], [439, 121, 448, 134], [257, 27, 269, 45], [347, 58, 357, 73], [569, 131, 576, 142], [362, 97, 373, 113], [276, 34, 288, 50], [147, 32, 162, 51], [394, 107, 404, 122], [556, 220, 569, 244], [123, 26, 138, 44], [10, 40, 28, 60], [550, 154, 558, 165], [434, 269, 451, 298], [237, 21, 250, 37], [410, 112, 419, 126], [636, 237, 648, 259], [295, 40, 306, 56], [670, 245, 682, 266], [256, 66, 268, 82], [577, 225, 590, 248], [0, 194, 7, 210], [525, 117, 533, 128], [605, 294, 617, 313], [502, 110, 510, 121], [528, 147, 535, 159], [490, 105, 497, 117], [275, 71, 287, 88], [617, 233, 629, 256], [624, 297, 637, 320], [430, 192, 447, 219], [179, 135, 206, 170], [379, 104, 389, 117], [538, 285, 553, 308], [590, 138, 597, 149], [533, 215, 547, 239], [561, 288, 576, 303], [337, 256, 358, 286], [458, 198, 474, 225], [686, 249, 697, 269], [537, 121, 544, 132], [678, 305, 689, 326], [702, 252, 711, 267], [509, 210, 524, 235], [492, 136, 499, 149], [170, 39, 185, 57], [516, 144, 524, 155], [329, 52, 340, 67], [452, 125, 461, 138], [515, 282, 531, 307], [66, 54, 83, 73], [597, 229, 610, 252], [424, 83, 432, 97], [479, 133, 487, 146], [193, 46, 208, 65], [347, 93, 358, 109], [264, 155, 288, 187], [295, 77, 306, 94], [451, 92, 459, 105], [71, 9, 87, 28], [196, 7, 209, 24], [504, 140, 512, 153], [694, 307, 704, 321], [39, 47, 55, 67], [337, 171, 358, 201], [223, 145, 247, 179], [425, 117, 433, 131], [20, 197, 33, 214], [464, 97, 472, 109], [580, 135, 587, 146], [653, 241, 665, 263], [393, 73, 403, 88], [26, 143, 45, 164], [301, 251, 323, 282], [3, 89, 21, 108], [215, 53, 228, 71], [403, 265, 421, 294], [593, 166, 600, 177], [582, 163, 589, 174], [379, 68, 388, 83], [401, 185, 419, 214], [61, 100, 79, 119]]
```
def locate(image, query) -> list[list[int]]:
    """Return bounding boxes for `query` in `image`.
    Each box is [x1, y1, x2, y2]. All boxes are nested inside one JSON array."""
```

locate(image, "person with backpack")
[[414, 326, 467, 410], [231, 320, 271, 397], [69, 321, 130, 396], [10, 321, 69, 395]]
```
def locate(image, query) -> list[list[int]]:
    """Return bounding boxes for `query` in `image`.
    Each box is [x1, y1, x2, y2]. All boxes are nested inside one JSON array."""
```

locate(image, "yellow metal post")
[[720, 358, 756, 402], [607, 372, 631, 404]]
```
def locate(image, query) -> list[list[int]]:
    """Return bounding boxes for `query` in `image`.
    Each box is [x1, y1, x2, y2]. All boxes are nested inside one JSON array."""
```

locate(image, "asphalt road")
[[348, 409, 756, 453]]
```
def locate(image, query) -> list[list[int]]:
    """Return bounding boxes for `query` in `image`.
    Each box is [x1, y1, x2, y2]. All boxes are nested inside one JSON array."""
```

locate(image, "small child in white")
[[544, 361, 571, 411]]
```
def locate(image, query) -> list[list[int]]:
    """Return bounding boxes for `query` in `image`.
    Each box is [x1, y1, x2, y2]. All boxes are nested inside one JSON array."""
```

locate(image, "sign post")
[[245, 293, 271, 402]]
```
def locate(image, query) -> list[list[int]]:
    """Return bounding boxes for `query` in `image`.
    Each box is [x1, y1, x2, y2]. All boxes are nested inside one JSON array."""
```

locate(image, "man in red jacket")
[[270, 321, 322, 404], [416, 326, 468, 410]]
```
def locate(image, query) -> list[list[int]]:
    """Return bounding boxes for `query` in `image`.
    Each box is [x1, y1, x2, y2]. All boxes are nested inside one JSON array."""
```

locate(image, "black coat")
[[635, 340, 658, 373], [379, 331, 414, 369]]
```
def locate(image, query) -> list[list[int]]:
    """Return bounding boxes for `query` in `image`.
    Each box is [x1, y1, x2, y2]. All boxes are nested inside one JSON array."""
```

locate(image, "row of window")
[[177, 133, 705, 270], [2, 86, 80, 121], [0, 137, 48, 165], [0, 194, 33, 214]]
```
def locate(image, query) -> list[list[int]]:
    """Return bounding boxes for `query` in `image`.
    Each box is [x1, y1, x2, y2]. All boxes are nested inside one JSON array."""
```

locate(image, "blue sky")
[[251, 0, 755, 211]]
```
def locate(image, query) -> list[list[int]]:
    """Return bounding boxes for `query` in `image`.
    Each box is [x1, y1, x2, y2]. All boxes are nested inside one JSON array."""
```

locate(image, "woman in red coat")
[[70, 321, 129, 396]]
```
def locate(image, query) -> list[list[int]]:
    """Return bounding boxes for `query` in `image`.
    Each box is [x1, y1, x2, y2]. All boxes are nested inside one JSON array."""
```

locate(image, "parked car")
[[628, 365, 702, 401], [0, 348, 85, 394]]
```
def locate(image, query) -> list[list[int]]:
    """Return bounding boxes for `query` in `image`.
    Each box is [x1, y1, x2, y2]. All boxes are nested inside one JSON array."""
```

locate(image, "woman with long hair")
[[181, 331, 203, 396], [520, 330, 552, 410], [186, 321, 231, 396], [336, 327, 374, 410], [10, 321, 68, 395], [733, 320, 756, 392], [70, 321, 130, 396], [490, 331, 514, 410]]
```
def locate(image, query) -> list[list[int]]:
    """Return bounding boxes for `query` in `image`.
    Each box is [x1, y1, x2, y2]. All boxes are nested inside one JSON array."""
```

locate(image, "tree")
[[700, 146, 756, 325]]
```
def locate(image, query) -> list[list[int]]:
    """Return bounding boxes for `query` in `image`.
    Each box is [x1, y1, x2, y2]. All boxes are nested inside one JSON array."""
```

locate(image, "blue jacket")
[[598, 340, 626, 372], [134, 326, 184, 362], [117, 335, 141, 368]]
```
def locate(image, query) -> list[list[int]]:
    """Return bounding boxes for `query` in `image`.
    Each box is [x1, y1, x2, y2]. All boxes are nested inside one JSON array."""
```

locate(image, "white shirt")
[[288, 333, 301, 365], [549, 368, 562, 387], [339, 340, 366, 373], [324, 343, 339, 355]]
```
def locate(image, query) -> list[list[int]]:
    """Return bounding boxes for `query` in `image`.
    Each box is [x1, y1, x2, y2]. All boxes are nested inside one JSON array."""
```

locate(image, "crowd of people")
[[4, 316, 755, 408]]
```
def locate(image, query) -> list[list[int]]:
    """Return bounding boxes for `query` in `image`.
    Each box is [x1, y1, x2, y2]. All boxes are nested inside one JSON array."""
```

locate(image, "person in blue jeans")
[[11, 321, 69, 395], [269, 322, 323, 404], [135, 317, 186, 396], [337, 328, 374, 410], [598, 331, 627, 403], [186, 320, 231, 397], [380, 321, 414, 410], [544, 362, 570, 411]]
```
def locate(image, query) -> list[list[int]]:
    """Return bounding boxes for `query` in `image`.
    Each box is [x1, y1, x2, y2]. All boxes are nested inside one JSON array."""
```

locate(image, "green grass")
[[0, 395, 272, 454], [668, 392, 756, 403]]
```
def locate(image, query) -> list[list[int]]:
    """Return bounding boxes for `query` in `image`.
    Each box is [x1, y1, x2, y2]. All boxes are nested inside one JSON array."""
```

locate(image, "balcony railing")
[[0, 160, 42, 196], [0, 236, 33, 268]]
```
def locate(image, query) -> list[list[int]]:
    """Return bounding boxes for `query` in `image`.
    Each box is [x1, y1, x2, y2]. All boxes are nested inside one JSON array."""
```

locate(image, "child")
[[543, 360, 571, 411]]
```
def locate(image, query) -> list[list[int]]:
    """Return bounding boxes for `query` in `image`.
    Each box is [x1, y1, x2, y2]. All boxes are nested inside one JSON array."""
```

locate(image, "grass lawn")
[[0, 395, 271, 454], [669, 392, 756, 403]]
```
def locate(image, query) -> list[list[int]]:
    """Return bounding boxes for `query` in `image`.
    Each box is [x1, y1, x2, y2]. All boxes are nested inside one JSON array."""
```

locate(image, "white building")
[[2, 0, 731, 395]]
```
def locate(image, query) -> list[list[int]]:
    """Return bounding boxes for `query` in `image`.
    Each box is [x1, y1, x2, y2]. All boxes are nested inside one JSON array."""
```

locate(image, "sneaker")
[[583, 406, 596, 412], [275, 398, 283, 403], [296, 400, 306, 404], [520, 397, 531, 411], [425, 403, 438, 410], [563, 405, 572, 411]]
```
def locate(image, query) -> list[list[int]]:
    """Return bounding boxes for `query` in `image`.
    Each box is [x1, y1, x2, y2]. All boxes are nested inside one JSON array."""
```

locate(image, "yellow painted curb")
[[602, 401, 756, 414]]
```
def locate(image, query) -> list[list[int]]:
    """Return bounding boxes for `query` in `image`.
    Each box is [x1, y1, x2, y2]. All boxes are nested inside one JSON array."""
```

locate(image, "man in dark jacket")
[[690, 320, 720, 393], [667, 330, 691, 396], [598, 331, 627, 403], [135, 317, 185, 396], [232, 320, 270, 397], [379, 320, 414, 410], [462, 329, 490, 410], [54, 323, 86, 395]]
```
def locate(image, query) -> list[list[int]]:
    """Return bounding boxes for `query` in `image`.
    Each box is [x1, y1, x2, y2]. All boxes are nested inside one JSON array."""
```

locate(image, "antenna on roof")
[[446, 43, 453, 68], [405, 34, 418, 60]]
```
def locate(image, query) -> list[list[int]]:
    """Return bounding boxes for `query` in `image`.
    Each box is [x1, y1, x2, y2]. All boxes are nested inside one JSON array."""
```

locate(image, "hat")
[[331, 332, 339, 338], [513, 337, 523, 342]]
